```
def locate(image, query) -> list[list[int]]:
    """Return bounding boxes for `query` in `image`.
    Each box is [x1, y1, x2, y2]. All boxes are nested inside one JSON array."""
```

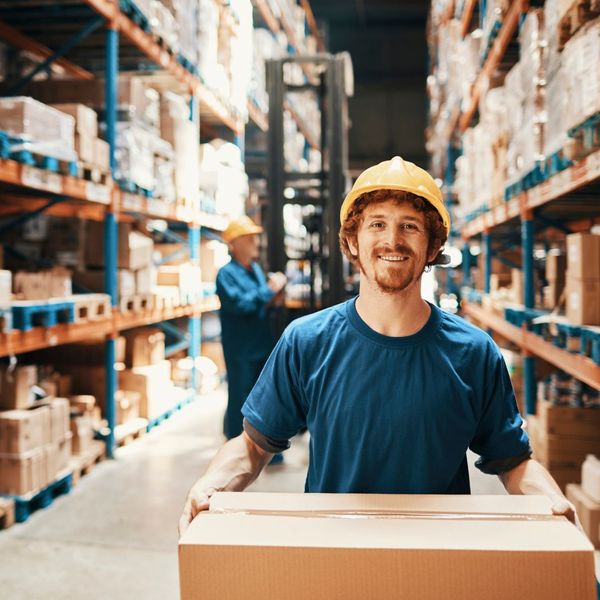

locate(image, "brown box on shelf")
[[180, 492, 597, 600], [155, 243, 187, 266], [543, 281, 565, 310], [48, 397, 70, 443], [489, 273, 512, 292], [70, 414, 94, 455], [0, 447, 44, 496], [511, 268, 523, 304], [566, 276, 600, 325], [156, 265, 181, 287], [566, 484, 600, 548], [63, 366, 106, 411], [546, 251, 567, 283], [566, 233, 600, 280], [75, 132, 96, 165], [116, 390, 140, 425], [0, 365, 38, 410], [135, 266, 156, 296], [42, 441, 58, 486], [119, 361, 173, 419], [94, 138, 110, 172], [68, 395, 96, 417], [200, 240, 219, 283], [50, 103, 98, 138], [536, 401, 600, 438], [124, 328, 165, 367], [50, 338, 125, 367], [56, 432, 72, 474], [0, 405, 50, 454]]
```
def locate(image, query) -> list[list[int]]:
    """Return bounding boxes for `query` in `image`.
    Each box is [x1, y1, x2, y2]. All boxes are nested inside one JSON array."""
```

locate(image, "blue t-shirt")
[[242, 298, 531, 494], [216, 260, 275, 362]]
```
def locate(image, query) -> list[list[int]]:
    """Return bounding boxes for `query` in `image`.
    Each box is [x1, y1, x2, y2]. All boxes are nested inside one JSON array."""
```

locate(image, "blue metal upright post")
[[188, 94, 201, 395], [522, 213, 536, 415], [104, 25, 119, 458], [483, 231, 492, 293], [462, 242, 471, 288]]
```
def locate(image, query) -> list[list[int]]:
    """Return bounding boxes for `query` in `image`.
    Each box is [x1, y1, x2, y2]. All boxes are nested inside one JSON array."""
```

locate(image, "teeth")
[[379, 256, 408, 262]]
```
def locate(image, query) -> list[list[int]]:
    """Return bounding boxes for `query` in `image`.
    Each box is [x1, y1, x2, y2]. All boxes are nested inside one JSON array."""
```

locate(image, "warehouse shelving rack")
[[428, 1, 600, 415], [0, 0, 255, 457]]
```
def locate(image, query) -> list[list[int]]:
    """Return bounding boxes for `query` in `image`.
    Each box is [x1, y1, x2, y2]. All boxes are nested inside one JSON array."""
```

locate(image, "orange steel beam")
[[0, 20, 94, 80], [460, 0, 477, 37]]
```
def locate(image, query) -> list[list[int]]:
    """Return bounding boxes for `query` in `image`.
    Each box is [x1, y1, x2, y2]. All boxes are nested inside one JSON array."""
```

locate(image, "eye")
[[369, 221, 385, 229], [401, 223, 419, 232]]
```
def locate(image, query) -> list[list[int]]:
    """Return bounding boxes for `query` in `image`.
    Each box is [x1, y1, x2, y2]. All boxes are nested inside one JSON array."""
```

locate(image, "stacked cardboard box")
[[0, 365, 38, 410], [0, 96, 76, 163], [156, 264, 202, 305], [75, 221, 155, 302], [544, 250, 567, 310], [565, 233, 600, 325], [180, 492, 597, 600], [528, 399, 600, 490], [566, 455, 600, 548], [13, 267, 72, 300], [0, 398, 71, 496], [51, 103, 109, 172]]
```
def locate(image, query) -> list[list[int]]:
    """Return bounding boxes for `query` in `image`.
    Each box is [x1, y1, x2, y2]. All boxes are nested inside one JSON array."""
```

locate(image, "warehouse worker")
[[180, 157, 578, 534], [217, 216, 287, 442]]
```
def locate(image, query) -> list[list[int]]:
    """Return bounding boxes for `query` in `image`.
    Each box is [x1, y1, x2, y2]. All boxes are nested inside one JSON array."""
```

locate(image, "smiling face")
[[347, 199, 439, 294]]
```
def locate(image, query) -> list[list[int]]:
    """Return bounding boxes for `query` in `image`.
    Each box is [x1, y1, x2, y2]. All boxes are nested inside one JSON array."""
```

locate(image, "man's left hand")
[[551, 498, 582, 531]]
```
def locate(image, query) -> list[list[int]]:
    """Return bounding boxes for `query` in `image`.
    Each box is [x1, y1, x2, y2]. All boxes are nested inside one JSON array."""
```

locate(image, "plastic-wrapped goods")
[[150, 1, 179, 53], [480, 0, 510, 61], [134, 0, 152, 18], [250, 28, 284, 112], [544, 0, 562, 80], [562, 18, 600, 131], [544, 66, 569, 156], [228, 0, 253, 119], [197, 0, 220, 84], [519, 9, 545, 104], [458, 33, 481, 111], [114, 123, 155, 191], [171, 0, 198, 64], [0, 97, 76, 162], [152, 136, 176, 203]]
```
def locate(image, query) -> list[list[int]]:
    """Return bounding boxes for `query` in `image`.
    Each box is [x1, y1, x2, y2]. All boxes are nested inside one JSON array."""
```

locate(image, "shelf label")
[[121, 192, 143, 211], [85, 182, 110, 204], [21, 166, 62, 194]]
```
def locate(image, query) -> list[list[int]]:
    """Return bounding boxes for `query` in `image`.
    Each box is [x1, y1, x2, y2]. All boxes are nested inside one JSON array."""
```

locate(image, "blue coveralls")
[[216, 259, 275, 439]]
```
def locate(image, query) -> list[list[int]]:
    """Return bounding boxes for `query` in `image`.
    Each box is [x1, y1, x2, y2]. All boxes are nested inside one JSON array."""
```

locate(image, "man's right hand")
[[268, 272, 287, 294], [178, 482, 216, 537]]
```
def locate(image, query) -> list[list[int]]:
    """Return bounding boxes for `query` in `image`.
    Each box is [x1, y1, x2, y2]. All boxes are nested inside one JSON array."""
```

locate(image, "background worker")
[[216, 216, 287, 442], [180, 157, 578, 534]]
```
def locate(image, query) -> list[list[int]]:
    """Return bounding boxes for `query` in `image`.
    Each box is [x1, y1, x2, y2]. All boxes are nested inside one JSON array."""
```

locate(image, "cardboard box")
[[582, 455, 600, 504], [0, 447, 44, 496], [156, 265, 181, 287], [68, 395, 96, 416], [50, 103, 98, 137], [115, 390, 140, 425], [201, 341, 225, 374], [94, 138, 110, 172], [0, 269, 12, 306], [124, 328, 165, 367], [566, 276, 600, 325], [179, 493, 597, 600], [566, 233, 600, 280], [70, 414, 94, 455], [566, 484, 600, 548], [119, 361, 173, 419], [0, 365, 37, 410], [75, 132, 96, 164], [511, 268, 523, 304], [56, 433, 72, 474], [546, 251, 567, 282], [42, 441, 58, 486], [49, 397, 70, 443], [135, 266, 156, 296], [537, 400, 600, 438], [48, 337, 125, 367], [155, 243, 187, 266], [0, 405, 50, 454], [74, 268, 135, 299]]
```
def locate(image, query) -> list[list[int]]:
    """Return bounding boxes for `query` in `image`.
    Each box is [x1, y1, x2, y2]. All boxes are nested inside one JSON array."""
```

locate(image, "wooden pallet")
[[11, 299, 76, 331], [76, 162, 111, 185], [0, 497, 15, 530], [119, 294, 154, 314], [115, 417, 148, 447], [558, 0, 600, 48], [66, 293, 112, 323], [565, 112, 600, 161], [153, 287, 181, 310], [70, 440, 106, 487]]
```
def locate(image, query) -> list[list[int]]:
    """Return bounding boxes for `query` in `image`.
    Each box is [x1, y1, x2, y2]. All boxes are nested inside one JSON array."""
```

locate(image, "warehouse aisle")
[[0, 388, 597, 599]]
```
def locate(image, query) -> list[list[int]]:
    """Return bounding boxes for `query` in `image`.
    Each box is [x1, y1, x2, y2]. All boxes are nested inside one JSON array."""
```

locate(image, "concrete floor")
[[0, 387, 597, 599]]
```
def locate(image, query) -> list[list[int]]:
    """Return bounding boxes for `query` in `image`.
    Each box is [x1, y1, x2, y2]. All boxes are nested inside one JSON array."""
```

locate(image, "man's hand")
[[551, 498, 583, 531], [178, 482, 216, 537], [268, 272, 287, 294]]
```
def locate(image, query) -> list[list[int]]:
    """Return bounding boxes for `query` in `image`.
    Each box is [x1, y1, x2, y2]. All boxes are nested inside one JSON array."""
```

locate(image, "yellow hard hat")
[[340, 156, 451, 236], [222, 216, 263, 244]]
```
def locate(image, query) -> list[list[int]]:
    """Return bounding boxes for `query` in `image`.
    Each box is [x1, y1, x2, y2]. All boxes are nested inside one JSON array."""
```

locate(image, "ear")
[[427, 244, 442, 265], [347, 236, 358, 258]]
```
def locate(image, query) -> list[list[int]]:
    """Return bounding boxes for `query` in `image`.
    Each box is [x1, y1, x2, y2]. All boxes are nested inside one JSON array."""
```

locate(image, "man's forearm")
[[200, 432, 273, 494], [499, 458, 565, 501]]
